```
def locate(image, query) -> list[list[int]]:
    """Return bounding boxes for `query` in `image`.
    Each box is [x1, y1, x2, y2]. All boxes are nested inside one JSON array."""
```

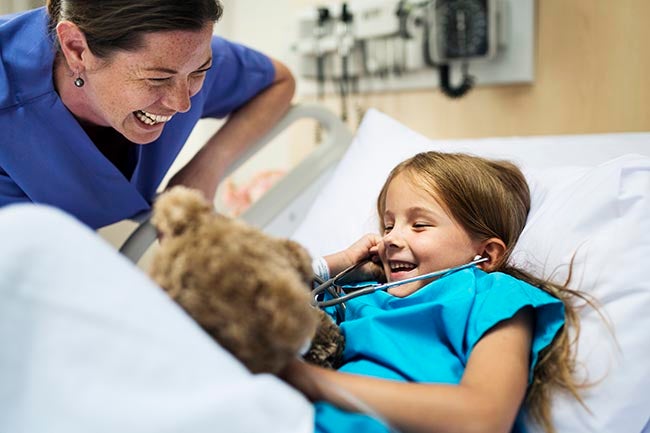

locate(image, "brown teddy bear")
[[148, 186, 344, 374]]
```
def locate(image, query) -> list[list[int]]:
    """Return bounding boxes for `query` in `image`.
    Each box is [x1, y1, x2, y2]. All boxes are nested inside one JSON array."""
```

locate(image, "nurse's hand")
[[165, 58, 295, 202]]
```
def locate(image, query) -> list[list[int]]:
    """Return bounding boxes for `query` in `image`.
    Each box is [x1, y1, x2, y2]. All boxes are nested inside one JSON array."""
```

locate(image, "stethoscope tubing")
[[312, 257, 488, 308]]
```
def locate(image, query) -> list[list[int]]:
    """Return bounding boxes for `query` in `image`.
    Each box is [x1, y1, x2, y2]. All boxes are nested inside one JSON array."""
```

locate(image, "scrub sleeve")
[[0, 8, 275, 228]]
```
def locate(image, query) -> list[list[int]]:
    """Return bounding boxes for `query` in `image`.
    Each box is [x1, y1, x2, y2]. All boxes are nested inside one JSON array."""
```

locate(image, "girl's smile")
[[378, 172, 482, 297]]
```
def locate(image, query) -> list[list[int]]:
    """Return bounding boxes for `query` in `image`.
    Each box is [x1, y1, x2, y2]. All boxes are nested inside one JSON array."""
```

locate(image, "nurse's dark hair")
[[46, 0, 223, 58], [377, 151, 600, 433]]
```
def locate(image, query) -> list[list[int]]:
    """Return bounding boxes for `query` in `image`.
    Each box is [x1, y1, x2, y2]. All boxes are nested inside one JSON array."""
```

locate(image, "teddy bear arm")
[[302, 309, 345, 370]]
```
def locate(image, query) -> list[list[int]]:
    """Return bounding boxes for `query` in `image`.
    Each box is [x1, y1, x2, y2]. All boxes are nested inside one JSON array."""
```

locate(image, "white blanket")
[[0, 204, 313, 433]]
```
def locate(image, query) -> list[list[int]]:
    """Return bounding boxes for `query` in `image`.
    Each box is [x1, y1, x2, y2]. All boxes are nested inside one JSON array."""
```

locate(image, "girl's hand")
[[324, 233, 383, 278], [279, 358, 324, 401], [343, 233, 382, 266]]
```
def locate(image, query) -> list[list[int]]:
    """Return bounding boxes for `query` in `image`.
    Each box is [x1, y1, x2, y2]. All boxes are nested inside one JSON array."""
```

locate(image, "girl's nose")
[[383, 227, 405, 248]]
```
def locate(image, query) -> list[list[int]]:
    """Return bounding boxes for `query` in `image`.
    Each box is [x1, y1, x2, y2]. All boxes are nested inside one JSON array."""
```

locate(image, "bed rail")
[[119, 103, 353, 263]]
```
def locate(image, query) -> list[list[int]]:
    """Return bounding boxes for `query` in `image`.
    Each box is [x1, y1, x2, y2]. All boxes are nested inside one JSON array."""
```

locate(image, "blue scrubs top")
[[0, 8, 275, 228], [316, 268, 565, 433]]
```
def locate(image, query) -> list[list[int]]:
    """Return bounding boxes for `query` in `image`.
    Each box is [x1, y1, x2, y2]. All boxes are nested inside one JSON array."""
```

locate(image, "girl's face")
[[73, 24, 214, 144], [378, 173, 482, 298]]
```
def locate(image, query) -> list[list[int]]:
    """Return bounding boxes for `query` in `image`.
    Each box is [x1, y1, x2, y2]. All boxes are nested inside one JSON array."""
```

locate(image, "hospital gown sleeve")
[[465, 272, 565, 380]]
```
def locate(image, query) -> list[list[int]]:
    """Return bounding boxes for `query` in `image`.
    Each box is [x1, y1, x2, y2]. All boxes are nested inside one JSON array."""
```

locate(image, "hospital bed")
[[255, 106, 650, 433], [280, 107, 650, 433], [2, 104, 648, 432], [123, 103, 650, 432]]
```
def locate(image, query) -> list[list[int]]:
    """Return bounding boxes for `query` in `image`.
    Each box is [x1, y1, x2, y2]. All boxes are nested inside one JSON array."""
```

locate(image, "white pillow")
[[293, 109, 650, 433]]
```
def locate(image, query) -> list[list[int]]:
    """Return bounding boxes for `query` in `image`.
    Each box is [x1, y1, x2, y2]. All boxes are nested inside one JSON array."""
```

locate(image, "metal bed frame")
[[119, 104, 353, 263]]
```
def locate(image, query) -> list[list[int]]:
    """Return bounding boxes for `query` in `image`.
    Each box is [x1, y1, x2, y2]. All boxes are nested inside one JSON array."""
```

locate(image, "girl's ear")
[[476, 238, 507, 272], [56, 21, 90, 73]]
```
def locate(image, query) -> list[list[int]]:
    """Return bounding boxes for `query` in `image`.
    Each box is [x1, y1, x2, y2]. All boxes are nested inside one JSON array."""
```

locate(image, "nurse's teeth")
[[135, 110, 173, 125]]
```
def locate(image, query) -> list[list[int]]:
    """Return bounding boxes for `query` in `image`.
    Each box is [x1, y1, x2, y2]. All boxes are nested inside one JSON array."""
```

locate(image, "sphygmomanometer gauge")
[[432, 0, 493, 62]]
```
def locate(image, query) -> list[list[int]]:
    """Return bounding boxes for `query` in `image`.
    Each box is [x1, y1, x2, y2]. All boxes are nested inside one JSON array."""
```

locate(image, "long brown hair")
[[377, 151, 594, 433], [46, 0, 223, 58]]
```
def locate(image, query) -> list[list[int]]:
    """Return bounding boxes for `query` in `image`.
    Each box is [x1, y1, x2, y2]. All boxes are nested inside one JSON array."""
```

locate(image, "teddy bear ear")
[[151, 186, 213, 237], [278, 239, 314, 285]]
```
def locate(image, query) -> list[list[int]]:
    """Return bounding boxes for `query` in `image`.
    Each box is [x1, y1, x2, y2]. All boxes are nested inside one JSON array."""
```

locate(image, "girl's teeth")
[[390, 262, 415, 271]]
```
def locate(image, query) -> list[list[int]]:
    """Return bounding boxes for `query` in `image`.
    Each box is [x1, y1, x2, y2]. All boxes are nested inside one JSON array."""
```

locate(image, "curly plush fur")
[[149, 186, 343, 374]]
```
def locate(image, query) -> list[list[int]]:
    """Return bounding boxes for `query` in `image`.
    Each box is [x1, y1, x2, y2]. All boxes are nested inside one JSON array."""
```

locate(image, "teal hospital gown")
[[315, 267, 565, 433]]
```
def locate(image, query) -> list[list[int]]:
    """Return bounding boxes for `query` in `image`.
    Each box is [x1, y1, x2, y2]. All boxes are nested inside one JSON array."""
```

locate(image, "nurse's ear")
[[476, 237, 507, 272], [55, 21, 91, 74]]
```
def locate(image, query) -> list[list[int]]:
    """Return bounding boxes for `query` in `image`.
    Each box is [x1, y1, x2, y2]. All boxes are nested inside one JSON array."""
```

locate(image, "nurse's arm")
[[167, 58, 295, 200], [281, 308, 534, 433]]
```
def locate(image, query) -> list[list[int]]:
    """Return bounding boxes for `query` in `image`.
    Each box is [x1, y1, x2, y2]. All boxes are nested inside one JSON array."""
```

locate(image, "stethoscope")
[[311, 255, 488, 314]]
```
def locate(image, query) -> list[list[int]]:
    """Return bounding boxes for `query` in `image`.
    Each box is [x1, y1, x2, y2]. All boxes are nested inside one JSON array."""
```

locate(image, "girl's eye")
[[413, 223, 432, 229], [383, 225, 393, 234]]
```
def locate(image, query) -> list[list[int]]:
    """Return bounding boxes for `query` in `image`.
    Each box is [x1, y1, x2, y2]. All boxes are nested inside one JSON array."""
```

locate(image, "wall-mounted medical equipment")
[[294, 0, 534, 99], [424, 0, 497, 63]]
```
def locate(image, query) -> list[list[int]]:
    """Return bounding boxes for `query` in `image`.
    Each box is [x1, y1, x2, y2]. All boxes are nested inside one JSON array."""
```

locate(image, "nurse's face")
[[377, 173, 482, 298], [76, 24, 214, 144]]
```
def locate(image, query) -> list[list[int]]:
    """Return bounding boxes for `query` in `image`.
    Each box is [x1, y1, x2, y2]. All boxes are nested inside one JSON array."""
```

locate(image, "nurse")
[[0, 0, 295, 228]]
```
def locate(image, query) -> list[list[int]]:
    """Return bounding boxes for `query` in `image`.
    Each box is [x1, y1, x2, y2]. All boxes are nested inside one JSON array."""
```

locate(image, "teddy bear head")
[[148, 186, 321, 374]]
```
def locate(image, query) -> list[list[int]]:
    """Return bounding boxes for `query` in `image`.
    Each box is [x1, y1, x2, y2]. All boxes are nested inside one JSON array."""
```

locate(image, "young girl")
[[282, 151, 588, 433]]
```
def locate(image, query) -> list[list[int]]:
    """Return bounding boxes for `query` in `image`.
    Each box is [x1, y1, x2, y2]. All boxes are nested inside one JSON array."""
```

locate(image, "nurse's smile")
[[134, 110, 174, 126]]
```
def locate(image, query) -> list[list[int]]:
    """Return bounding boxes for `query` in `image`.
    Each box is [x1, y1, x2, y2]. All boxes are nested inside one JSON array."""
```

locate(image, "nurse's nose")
[[164, 80, 192, 113]]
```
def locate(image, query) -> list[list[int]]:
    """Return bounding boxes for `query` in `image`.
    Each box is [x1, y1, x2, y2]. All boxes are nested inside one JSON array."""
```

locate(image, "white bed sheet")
[[0, 205, 313, 433], [292, 109, 650, 432]]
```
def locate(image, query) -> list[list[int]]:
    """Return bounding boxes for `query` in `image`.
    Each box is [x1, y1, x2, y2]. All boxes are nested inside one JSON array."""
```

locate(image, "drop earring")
[[74, 75, 85, 88]]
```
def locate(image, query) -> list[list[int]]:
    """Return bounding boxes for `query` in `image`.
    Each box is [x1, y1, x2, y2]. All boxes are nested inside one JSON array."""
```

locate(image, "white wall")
[[217, 0, 296, 66], [0, 0, 43, 14], [178, 0, 306, 213]]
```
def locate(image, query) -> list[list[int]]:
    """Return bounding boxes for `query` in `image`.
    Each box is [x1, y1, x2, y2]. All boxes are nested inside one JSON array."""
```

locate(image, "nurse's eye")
[[146, 77, 172, 86], [191, 65, 211, 79], [188, 72, 207, 85]]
